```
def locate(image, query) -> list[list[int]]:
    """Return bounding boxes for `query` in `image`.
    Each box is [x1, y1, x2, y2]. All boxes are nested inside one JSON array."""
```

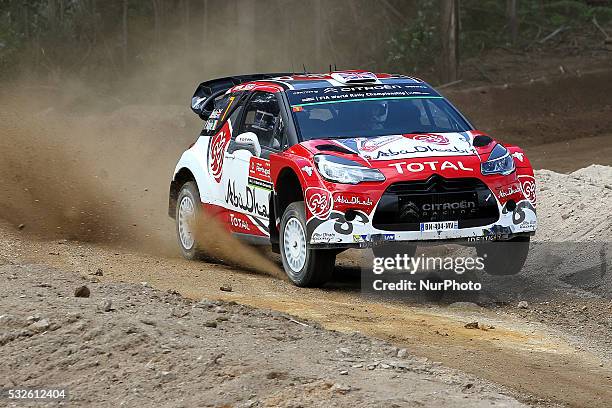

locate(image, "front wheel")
[[280, 202, 335, 287], [476, 236, 530, 276]]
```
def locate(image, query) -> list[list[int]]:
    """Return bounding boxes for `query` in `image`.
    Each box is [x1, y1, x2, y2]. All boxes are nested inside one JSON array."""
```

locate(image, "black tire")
[[372, 243, 417, 259], [175, 181, 204, 260], [279, 202, 335, 287], [476, 236, 530, 276]]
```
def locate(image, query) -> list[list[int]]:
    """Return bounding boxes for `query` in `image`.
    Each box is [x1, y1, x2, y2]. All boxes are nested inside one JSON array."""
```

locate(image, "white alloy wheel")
[[283, 217, 307, 274], [178, 195, 196, 250], [279, 202, 335, 287]]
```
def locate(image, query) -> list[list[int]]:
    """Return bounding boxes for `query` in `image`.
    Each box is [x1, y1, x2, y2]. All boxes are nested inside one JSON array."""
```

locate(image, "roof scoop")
[[331, 71, 380, 85]]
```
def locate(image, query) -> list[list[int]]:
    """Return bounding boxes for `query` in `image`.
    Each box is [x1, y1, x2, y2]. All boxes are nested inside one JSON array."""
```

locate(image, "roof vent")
[[330, 71, 379, 85]]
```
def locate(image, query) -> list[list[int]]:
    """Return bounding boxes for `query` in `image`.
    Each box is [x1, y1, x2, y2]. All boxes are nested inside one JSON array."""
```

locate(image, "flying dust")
[[1, 0, 400, 279], [0, 84, 281, 278]]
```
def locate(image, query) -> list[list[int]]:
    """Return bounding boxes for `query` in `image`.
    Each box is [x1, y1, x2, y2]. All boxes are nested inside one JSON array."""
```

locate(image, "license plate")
[[420, 220, 458, 232]]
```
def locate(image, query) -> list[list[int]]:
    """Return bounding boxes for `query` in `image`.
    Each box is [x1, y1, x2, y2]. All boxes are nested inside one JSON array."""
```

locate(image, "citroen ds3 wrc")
[[168, 71, 537, 286]]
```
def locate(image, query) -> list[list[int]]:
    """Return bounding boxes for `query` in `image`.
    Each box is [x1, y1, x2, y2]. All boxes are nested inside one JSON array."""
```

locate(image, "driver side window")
[[239, 91, 283, 158]]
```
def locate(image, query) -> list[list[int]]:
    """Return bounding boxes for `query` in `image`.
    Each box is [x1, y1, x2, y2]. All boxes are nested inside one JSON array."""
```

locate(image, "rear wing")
[[191, 73, 292, 120]]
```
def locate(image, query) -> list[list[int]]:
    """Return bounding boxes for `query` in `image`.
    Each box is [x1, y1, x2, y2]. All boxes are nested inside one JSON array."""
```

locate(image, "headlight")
[[481, 144, 515, 176], [314, 155, 385, 184]]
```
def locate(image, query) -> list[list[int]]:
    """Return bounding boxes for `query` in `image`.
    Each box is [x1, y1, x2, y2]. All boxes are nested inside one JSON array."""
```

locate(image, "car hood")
[[301, 132, 485, 163]]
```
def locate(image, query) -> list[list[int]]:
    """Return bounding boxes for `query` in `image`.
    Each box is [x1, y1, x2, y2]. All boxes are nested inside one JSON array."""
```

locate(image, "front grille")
[[373, 175, 499, 231]]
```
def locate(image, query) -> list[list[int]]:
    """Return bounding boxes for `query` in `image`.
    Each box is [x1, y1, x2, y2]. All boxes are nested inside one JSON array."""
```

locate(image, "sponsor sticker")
[[389, 160, 474, 174], [209, 108, 223, 119], [248, 157, 272, 190], [359, 135, 402, 152], [208, 123, 232, 183], [518, 219, 537, 230], [371, 234, 396, 242], [305, 187, 333, 219], [368, 145, 475, 161], [287, 86, 441, 107], [404, 133, 450, 145], [334, 193, 374, 207], [311, 232, 338, 243], [229, 213, 251, 231], [225, 180, 269, 218], [497, 183, 522, 199], [518, 175, 537, 206], [353, 234, 369, 243]]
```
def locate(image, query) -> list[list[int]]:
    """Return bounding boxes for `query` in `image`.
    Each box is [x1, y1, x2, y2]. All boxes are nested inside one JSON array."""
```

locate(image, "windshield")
[[287, 88, 472, 140]]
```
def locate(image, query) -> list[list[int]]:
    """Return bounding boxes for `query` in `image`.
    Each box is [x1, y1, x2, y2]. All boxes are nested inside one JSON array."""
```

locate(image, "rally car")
[[169, 71, 537, 286]]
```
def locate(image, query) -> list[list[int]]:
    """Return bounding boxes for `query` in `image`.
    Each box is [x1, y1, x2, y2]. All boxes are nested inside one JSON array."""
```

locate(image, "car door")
[[220, 91, 282, 238]]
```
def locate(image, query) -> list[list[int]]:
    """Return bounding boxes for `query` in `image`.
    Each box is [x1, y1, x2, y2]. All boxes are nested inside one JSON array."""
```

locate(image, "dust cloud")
[[0, 0, 311, 276], [1, 0, 397, 277], [0, 84, 281, 277]]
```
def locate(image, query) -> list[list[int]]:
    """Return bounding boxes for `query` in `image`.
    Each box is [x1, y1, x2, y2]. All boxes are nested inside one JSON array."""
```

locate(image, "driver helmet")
[[366, 101, 388, 128]]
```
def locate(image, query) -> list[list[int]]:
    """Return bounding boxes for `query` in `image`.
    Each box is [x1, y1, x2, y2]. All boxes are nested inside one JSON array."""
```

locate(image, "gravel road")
[[0, 261, 524, 408]]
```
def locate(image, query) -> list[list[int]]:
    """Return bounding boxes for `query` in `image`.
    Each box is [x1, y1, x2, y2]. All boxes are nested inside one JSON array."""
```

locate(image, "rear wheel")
[[280, 202, 335, 287], [477, 236, 530, 276], [175, 181, 204, 260]]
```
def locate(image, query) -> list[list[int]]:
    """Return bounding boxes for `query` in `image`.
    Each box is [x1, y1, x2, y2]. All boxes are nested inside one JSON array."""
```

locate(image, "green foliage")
[[387, 0, 612, 77], [387, 0, 438, 72]]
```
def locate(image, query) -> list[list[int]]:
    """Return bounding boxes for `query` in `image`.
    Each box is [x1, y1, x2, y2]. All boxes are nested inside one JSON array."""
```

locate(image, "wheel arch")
[[270, 166, 304, 250], [169, 167, 197, 218]]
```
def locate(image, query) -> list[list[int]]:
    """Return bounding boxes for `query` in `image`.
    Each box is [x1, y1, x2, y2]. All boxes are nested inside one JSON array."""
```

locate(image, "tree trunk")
[[48, 0, 58, 30], [202, 0, 208, 42], [440, 0, 459, 83], [183, 0, 190, 50], [506, 0, 518, 45], [152, 0, 161, 53], [202, 0, 208, 68], [122, 0, 129, 71], [237, 0, 256, 72], [24, 6, 30, 41], [314, 0, 322, 71]]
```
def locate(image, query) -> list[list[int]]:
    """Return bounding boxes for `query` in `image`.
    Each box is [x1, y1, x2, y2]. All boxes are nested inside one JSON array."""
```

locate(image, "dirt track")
[[1, 73, 612, 407], [2, 262, 532, 408], [1, 161, 611, 407]]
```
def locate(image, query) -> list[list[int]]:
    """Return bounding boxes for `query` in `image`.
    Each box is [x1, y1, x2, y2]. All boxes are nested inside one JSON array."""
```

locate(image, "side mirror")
[[231, 132, 261, 157]]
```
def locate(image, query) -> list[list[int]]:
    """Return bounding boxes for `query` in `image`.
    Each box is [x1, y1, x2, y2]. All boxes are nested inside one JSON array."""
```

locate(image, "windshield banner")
[[287, 84, 441, 107]]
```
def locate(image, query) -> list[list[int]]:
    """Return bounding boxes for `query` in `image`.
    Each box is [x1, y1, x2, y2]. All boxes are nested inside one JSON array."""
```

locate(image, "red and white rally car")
[[169, 71, 537, 286]]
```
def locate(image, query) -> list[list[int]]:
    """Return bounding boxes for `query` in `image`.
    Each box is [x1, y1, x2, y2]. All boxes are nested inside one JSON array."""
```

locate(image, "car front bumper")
[[307, 198, 537, 249]]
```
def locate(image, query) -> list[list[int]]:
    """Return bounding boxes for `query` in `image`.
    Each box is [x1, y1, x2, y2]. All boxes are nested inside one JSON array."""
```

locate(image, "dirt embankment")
[[535, 164, 612, 243], [447, 69, 612, 148]]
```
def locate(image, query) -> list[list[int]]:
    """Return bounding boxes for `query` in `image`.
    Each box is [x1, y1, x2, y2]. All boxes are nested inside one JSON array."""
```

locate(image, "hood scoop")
[[315, 143, 355, 154], [473, 135, 493, 147]]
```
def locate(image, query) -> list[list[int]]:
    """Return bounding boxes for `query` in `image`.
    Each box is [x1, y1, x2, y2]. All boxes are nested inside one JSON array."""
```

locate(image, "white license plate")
[[420, 220, 458, 232]]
